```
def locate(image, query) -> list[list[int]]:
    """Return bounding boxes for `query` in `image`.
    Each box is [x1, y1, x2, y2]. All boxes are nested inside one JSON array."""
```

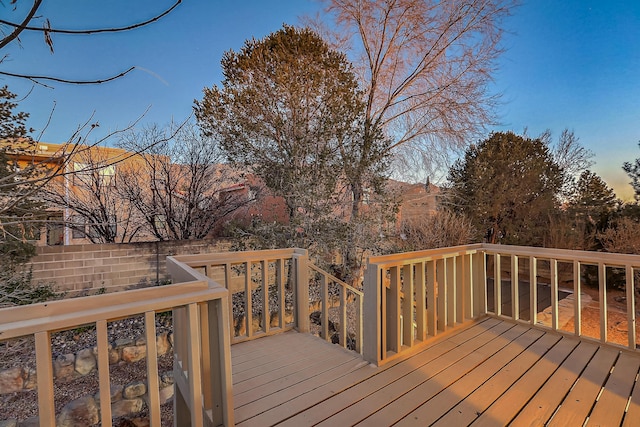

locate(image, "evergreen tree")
[[447, 131, 563, 246]]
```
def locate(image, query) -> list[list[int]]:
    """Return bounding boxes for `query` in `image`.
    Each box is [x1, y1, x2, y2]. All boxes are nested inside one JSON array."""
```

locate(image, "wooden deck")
[[231, 317, 640, 426]]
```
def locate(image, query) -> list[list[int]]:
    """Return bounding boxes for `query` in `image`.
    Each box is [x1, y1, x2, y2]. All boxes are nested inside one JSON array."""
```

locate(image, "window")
[[99, 165, 116, 186], [72, 162, 116, 187], [70, 215, 87, 239], [47, 218, 64, 246]]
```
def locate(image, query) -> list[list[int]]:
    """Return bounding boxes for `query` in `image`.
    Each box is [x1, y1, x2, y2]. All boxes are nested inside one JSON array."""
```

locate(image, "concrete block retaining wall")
[[27, 239, 231, 292]]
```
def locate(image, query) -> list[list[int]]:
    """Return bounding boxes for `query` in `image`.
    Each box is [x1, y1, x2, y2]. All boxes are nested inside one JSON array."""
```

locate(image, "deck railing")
[[363, 243, 640, 365], [481, 244, 640, 349], [170, 248, 363, 352], [3, 243, 640, 424], [363, 244, 486, 365], [0, 275, 231, 427]]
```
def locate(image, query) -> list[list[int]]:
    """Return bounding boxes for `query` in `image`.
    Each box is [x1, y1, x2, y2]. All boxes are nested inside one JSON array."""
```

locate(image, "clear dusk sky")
[[2, 0, 639, 200]]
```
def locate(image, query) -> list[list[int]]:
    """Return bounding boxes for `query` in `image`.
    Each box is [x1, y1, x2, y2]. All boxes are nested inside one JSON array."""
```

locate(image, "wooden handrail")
[[0, 274, 232, 426], [308, 262, 363, 353], [363, 243, 640, 366], [481, 244, 640, 351], [308, 263, 363, 297]]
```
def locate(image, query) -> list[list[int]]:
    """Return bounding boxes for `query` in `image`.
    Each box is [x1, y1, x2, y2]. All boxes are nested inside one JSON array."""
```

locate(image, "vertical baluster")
[[35, 331, 55, 427], [277, 258, 285, 328], [225, 262, 234, 340], [321, 274, 329, 341], [456, 255, 465, 322], [426, 260, 437, 337], [340, 285, 347, 348], [415, 261, 426, 342], [551, 259, 559, 330], [262, 259, 269, 334], [245, 261, 253, 338], [186, 303, 204, 426], [494, 253, 502, 316], [574, 260, 582, 337], [446, 257, 456, 327], [402, 264, 414, 348], [511, 255, 519, 321], [599, 262, 607, 343], [356, 291, 363, 354], [626, 264, 636, 350], [145, 311, 161, 426], [436, 259, 446, 332], [96, 319, 112, 426], [530, 257, 537, 325], [295, 252, 310, 333], [389, 266, 401, 353]]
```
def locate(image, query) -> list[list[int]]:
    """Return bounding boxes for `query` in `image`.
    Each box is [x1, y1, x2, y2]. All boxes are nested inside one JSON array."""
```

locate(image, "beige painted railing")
[[481, 244, 640, 350], [362, 243, 640, 365], [166, 256, 233, 427], [308, 263, 363, 353], [171, 248, 363, 353], [363, 244, 486, 365], [0, 275, 232, 427], [4, 243, 639, 424]]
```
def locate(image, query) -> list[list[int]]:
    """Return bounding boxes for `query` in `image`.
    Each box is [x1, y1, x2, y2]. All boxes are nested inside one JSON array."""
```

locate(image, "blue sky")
[[2, 0, 639, 200]]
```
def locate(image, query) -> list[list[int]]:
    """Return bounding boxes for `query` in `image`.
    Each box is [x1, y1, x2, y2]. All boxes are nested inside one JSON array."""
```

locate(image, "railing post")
[[363, 260, 382, 365], [472, 251, 487, 316], [295, 249, 310, 333], [206, 295, 234, 426]]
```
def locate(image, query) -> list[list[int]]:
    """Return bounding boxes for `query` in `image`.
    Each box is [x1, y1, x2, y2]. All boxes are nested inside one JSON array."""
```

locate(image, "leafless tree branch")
[[0, 1, 180, 48]]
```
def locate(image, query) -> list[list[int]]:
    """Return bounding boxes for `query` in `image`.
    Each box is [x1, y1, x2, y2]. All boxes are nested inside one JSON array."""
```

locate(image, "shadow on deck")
[[232, 317, 640, 426], [486, 278, 572, 319]]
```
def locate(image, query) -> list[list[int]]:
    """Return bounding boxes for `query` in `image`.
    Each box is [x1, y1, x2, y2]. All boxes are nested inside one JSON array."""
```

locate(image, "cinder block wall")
[[28, 239, 231, 292]]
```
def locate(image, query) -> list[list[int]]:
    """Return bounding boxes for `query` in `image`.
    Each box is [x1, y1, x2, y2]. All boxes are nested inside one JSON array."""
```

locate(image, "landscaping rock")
[[56, 396, 99, 427], [159, 384, 174, 405], [130, 417, 150, 427], [52, 353, 76, 382], [92, 343, 120, 365], [94, 384, 123, 404], [75, 348, 97, 375], [111, 398, 144, 417], [115, 338, 135, 348], [156, 332, 171, 355], [122, 345, 146, 363], [23, 368, 37, 390], [123, 381, 147, 399], [160, 371, 174, 388], [0, 367, 23, 394]]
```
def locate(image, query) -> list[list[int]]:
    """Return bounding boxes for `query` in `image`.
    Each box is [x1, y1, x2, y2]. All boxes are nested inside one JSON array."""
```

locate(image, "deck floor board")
[[230, 317, 640, 426]]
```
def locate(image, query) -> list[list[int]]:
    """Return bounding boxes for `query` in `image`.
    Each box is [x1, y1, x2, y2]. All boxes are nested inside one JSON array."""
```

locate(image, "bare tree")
[[598, 217, 640, 255], [535, 128, 595, 178], [118, 122, 252, 241], [41, 145, 144, 243], [0, 1, 181, 85], [397, 210, 475, 251], [312, 0, 515, 185]]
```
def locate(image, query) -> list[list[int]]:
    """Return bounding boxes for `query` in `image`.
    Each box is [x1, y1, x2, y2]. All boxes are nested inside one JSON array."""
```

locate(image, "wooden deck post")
[[363, 260, 382, 365], [294, 249, 310, 333]]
